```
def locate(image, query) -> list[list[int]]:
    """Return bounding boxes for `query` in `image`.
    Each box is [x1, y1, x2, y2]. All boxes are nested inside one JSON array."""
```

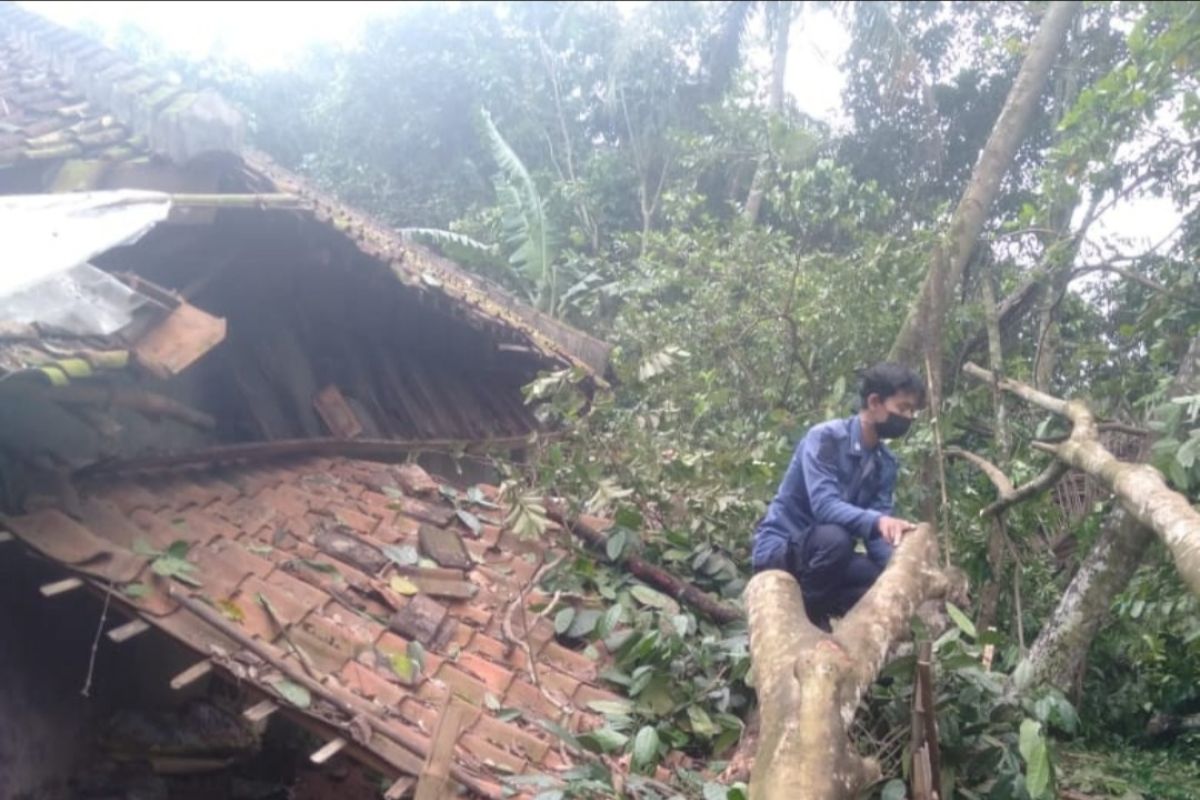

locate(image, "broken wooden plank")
[[314, 385, 364, 439], [133, 301, 227, 378], [107, 618, 151, 643], [389, 594, 449, 646], [40, 577, 84, 596], [415, 701, 473, 800], [169, 660, 213, 690], [418, 525, 471, 570], [243, 699, 279, 723], [310, 737, 348, 765]]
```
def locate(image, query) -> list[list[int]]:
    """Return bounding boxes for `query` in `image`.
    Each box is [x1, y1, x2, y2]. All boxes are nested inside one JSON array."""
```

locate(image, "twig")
[[944, 448, 1014, 496], [925, 354, 952, 565], [80, 580, 113, 697]]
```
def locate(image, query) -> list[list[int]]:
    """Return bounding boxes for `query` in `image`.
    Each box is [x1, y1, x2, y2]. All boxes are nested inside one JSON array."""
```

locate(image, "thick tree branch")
[[964, 362, 1200, 597], [747, 525, 954, 799]]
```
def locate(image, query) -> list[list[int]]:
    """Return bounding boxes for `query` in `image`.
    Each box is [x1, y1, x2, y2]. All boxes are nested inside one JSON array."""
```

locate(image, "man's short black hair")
[[858, 362, 926, 408]]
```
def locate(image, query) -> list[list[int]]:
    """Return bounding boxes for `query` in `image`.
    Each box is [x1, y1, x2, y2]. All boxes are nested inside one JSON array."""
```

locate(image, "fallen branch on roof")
[[78, 434, 553, 476], [746, 524, 957, 799], [964, 362, 1200, 597], [546, 504, 744, 625], [171, 589, 502, 799]]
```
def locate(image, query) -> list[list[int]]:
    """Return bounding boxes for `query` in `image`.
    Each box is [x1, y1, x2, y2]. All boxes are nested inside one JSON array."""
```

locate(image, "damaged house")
[[0, 4, 723, 798]]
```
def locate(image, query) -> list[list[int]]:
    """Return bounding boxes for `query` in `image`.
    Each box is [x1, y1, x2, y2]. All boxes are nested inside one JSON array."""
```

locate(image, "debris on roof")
[[1, 456, 644, 796]]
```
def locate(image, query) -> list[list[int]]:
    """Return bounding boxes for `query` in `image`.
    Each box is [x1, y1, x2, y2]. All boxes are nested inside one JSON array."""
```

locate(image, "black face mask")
[[875, 412, 912, 440]]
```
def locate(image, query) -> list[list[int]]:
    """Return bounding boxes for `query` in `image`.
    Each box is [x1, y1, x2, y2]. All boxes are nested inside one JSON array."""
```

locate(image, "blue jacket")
[[752, 415, 898, 571]]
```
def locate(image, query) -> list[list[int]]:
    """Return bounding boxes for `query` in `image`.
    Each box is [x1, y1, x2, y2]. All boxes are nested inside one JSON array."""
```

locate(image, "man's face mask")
[[875, 412, 912, 440]]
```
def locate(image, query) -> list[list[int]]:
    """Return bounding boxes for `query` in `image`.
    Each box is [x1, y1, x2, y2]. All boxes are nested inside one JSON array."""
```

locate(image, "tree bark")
[[888, 2, 1078, 378], [746, 524, 955, 799], [744, 1, 792, 225], [964, 356, 1200, 598]]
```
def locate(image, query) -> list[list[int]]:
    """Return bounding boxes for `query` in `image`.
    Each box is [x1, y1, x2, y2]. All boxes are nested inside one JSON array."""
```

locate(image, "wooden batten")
[[169, 660, 213, 690], [309, 736, 348, 765], [243, 699, 279, 723], [40, 576, 84, 596], [107, 618, 151, 643]]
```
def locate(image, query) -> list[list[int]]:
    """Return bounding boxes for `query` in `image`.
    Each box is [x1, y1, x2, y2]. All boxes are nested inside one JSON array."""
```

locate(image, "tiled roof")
[[0, 1, 613, 379], [0, 2, 241, 167], [2, 456, 631, 796]]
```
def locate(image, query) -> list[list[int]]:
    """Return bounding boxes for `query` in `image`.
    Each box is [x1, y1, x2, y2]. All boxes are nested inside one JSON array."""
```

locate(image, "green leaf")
[[390, 576, 420, 596], [946, 601, 977, 639], [881, 779, 907, 800], [390, 652, 415, 683], [382, 544, 420, 567], [1019, 718, 1051, 799], [407, 641, 426, 673], [630, 585, 679, 614], [579, 726, 629, 753], [632, 725, 660, 770], [123, 582, 149, 599], [567, 609, 601, 638], [606, 528, 629, 561], [271, 678, 312, 709], [688, 704, 718, 737], [588, 698, 635, 716], [217, 599, 245, 623], [598, 604, 623, 638], [167, 540, 190, 559], [554, 607, 576, 635]]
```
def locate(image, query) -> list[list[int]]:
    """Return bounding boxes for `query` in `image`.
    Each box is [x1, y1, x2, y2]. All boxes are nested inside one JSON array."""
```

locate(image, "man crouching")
[[752, 362, 925, 630]]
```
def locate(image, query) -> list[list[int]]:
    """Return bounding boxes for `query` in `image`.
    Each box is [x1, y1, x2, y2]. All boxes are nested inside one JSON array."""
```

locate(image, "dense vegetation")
[[107, 2, 1200, 797]]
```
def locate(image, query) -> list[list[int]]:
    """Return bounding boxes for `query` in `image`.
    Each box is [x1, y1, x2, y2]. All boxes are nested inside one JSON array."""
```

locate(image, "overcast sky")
[[21, 0, 1183, 260]]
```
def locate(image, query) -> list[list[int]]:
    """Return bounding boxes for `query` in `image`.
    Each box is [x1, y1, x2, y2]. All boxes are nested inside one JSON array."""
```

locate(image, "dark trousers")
[[789, 523, 886, 629]]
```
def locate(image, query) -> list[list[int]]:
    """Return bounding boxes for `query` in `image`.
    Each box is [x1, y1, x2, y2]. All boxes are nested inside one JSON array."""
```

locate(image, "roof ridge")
[[0, 0, 244, 164]]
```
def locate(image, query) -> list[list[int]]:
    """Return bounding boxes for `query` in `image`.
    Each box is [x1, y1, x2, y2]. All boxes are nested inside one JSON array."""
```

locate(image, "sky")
[[20, 1, 1183, 261]]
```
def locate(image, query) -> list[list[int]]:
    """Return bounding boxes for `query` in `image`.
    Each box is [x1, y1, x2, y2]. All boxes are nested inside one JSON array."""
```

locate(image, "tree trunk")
[[888, 1, 1078, 379], [744, 1, 792, 225], [746, 524, 956, 799], [1012, 335, 1200, 692], [1013, 509, 1153, 693]]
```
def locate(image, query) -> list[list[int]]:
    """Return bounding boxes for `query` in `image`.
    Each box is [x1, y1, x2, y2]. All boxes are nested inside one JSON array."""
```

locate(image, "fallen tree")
[[963, 361, 1200, 598], [745, 524, 959, 800]]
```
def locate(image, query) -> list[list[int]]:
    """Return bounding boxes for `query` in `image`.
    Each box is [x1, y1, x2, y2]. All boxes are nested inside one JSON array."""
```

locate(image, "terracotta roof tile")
[[460, 731, 528, 776], [0, 451, 651, 790], [454, 651, 516, 697], [502, 678, 569, 726]]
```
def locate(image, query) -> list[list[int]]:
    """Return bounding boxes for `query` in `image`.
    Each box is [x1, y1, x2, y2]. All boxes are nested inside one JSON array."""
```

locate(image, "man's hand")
[[877, 515, 917, 546]]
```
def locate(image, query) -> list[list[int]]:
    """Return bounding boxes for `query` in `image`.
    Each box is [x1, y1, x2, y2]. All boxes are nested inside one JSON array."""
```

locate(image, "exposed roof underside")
[[2, 456, 630, 796], [0, 0, 611, 379]]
